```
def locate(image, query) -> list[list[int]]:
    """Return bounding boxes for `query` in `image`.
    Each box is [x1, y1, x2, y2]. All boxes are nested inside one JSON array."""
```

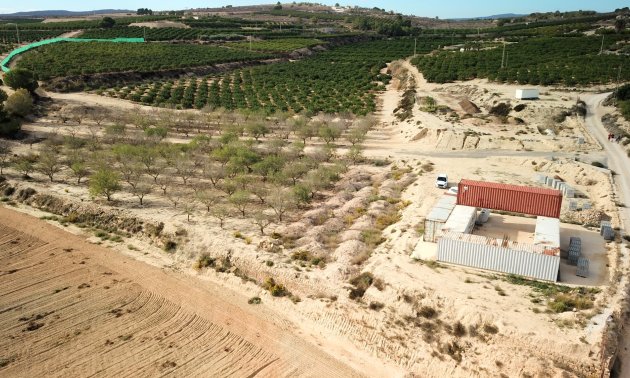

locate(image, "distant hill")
[[451, 13, 526, 21], [0, 9, 132, 18]]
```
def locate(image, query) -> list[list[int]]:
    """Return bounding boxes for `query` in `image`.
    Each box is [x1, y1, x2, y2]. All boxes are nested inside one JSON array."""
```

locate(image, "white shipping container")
[[441, 205, 477, 235], [515, 88, 539, 100], [534, 216, 560, 249]]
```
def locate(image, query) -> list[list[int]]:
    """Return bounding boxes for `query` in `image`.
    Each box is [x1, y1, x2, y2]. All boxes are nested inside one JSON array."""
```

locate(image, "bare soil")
[[0, 206, 363, 377]]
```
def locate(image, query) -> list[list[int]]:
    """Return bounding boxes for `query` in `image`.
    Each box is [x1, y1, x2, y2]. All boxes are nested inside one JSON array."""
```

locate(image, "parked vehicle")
[[436, 174, 448, 189], [447, 186, 458, 195]]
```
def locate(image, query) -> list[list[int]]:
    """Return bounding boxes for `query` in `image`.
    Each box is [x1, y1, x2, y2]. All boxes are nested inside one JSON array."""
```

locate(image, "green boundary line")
[[1, 37, 145, 73]]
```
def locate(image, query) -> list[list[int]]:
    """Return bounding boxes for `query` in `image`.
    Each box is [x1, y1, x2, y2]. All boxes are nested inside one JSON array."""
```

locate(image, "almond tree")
[[210, 204, 230, 228], [267, 187, 295, 222], [89, 168, 121, 201], [37, 151, 63, 182], [0, 141, 10, 175], [253, 211, 273, 235], [131, 180, 153, 206], [196, 190, 219, 212], [229, 190, 250, 216]]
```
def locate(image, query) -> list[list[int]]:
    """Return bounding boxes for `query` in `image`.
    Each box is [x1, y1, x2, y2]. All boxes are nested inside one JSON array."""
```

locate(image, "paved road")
[[583, 92, 630, 375]]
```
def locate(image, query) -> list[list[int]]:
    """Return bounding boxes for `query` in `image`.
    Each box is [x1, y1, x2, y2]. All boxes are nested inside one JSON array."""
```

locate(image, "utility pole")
[[501, 42, 506, 69], [599, 34, 604, 55], [8, 23, 20, 44], [143, 27, 147, 41], [414, 37, 417, 56], [615, 64, 622, 105]]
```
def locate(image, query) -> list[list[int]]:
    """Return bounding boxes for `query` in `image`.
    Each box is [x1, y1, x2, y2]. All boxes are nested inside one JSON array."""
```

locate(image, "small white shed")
[[515, 89, 539, 100]]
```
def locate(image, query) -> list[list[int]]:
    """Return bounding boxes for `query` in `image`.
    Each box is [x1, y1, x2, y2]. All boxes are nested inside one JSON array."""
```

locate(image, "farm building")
[[515, 88, 539, 100], [422, 180, 565, 281]]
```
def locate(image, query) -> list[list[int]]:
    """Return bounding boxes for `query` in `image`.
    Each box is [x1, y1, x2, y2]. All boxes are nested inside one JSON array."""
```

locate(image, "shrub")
[[360, 229, 386, 247], [513, 104, 526, 112], [417, 306, 437, 319], [263, 277, 287, 297], [483, 323, 499, 334], [373, 278, 385, 291], [194, 254, 216, 270], [248, 297, 262, 305], [442, 341, 464, 362], [369, 301, 385, 311], [349, 272, 374, 300], [452, 321, 467, 337], [489, 103, 511, 117], [163, 240, 177, 253]]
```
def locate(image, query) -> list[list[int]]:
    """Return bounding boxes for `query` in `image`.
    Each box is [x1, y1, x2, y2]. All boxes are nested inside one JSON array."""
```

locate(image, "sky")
[[2, 1, 628, 19]]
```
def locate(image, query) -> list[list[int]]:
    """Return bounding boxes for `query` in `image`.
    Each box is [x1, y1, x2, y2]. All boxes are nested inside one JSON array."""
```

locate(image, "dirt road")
[[0, 206, 363, 377], [583, 92, 630, 375]]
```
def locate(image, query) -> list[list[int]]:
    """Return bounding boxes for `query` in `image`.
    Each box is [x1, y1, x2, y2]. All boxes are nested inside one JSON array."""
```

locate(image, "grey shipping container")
[[424, 195, 457, 243], [437, 237, 560, 282]]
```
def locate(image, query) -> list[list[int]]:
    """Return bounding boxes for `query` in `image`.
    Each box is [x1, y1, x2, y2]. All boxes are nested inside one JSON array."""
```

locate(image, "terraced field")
[[0, 206, 358, 377]]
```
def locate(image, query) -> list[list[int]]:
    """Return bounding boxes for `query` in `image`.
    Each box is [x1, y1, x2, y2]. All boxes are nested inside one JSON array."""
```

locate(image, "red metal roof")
[[457, 180, 562, 218]]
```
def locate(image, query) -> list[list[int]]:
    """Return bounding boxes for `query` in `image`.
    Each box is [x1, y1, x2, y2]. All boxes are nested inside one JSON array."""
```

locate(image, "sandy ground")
[[365, 59, 602, 158], [1, 53, 628, 376], [0, 205, 378, 377], [129, 21, 190, 29]]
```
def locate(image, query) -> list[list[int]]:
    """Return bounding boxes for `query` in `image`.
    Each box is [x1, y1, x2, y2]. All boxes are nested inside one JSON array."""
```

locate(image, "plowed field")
[[0, 206, 359, 377]]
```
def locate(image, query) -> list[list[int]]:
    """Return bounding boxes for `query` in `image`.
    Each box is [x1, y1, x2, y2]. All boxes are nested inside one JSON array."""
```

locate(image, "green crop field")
[[412, 36, 630, 86], [0, 30, 66, 43], [16, 42, 272, 79], [97, 37, 459, 115], [77, 26, 305, 41], [230, 38, 324, 52]]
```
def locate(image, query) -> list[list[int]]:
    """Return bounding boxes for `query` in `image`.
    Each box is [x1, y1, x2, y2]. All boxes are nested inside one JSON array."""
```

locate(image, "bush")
[[452, 321, 467, 337], [373, 278, 385, 291], [263, 277, 287, 297], [417, 306, 437, 319], [248, 297, 262, 305], [489, 103, 512, 117], [194, 253, 216, 270], [483, 323, 499, 334], [360, 229, 386, 247], [513, 104, 527, 112], [163, 240, 177, 253], [369, 301, 385, 311], [0, 118, 21, 137], [349, 272, 374, 300]]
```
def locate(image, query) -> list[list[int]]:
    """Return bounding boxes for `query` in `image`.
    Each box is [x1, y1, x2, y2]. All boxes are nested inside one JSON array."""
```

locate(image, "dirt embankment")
[[0, 205, 361, 377]]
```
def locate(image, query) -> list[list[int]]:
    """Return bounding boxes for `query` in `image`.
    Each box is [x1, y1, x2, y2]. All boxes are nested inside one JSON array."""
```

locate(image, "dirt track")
[[0, 206, 361, 377]]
